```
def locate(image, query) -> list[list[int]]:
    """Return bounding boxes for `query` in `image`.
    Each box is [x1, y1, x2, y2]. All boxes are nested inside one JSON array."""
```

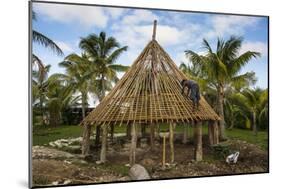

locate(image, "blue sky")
[[33, 2, 268, 90]]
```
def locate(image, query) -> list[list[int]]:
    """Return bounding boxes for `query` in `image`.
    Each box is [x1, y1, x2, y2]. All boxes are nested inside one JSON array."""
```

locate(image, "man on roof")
[[181, 79, 201, 111]]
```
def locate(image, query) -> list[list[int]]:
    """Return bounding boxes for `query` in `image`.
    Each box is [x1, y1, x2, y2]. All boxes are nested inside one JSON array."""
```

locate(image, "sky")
[[32, 2, 268, 97]]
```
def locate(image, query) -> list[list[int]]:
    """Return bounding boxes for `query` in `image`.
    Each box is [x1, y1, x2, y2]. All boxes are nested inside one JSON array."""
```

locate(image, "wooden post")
[[182, 125, 188, 144], [110, 124, 114, 142], [169, 123, 175, 164], [194, 121, 203, 161], [141, 124, 146, 138], [82, 124, 92, 156], [130, 123, 137, 166], [150, 124, 155, 149], [126, 123, 131, 139], [100, 125, 108, 163], [162, 135, 166, 168], [213, 121, 219, 144], [95, 125, 101, 146], [152, 20, 157, 40], [208, 121, 214, 146]]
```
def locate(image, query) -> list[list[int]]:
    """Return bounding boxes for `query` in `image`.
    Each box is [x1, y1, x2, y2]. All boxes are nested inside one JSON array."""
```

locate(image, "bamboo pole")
[[169, 122, 175, 163], [194, 121, 203, 161], [130, 123, 137, 166], [100, 124, 108, 163]]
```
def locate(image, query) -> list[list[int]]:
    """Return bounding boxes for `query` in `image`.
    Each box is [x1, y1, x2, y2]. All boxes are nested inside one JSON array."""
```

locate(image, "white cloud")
[[54, 41, 74, 53], [34, 3, 109, 28], [207, 15, 259, 38], [240, 41, 268, 57], [106, 7, 126, 19], [121, 9, 159, 25]]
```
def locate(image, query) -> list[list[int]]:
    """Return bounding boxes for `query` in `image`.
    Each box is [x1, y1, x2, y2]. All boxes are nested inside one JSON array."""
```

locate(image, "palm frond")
[[33, 30, 64, 56]]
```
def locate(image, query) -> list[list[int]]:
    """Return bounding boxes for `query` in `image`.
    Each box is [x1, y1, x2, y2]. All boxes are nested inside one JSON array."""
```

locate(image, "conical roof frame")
[[81, 28, 220, 126]]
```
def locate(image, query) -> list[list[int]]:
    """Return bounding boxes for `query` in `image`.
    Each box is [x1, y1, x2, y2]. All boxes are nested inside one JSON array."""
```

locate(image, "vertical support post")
[[141, 124, 146, 138], [152, 20, 157, 40], [110, 124, 114, 142], [194, 121, 203, 161], [150, 123, 155, 149], [100, 124, 108, 163], [130, 123, 137, 166], [213, 121, 219, 144], [169, 122, 175, 164], [208, 121, 214, 146], [126, 123, 131, 139], [95, 125, 101, 146], [182, 125, 188, 144], [82, 124, 92, 156], [162, 135, 166, 168]]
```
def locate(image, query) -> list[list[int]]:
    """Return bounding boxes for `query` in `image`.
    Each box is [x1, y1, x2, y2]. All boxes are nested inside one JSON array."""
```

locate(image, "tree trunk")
[[252, 111, 257, 135], [194, 121, 203, 161], [96, 76, 105, 146], [49, 110, 59, 127], [217, 85, 226, 140], [81, 92, 87, 119], [182, 125, 188, 144], [208, 121, 214, 146], [150, 124, 155, 149], [100, 125, 108, 163], [82, 124, 92, 156], [169, 123, 175, 164], [130, 123, 137, 166], [39, 97, 45, 126]]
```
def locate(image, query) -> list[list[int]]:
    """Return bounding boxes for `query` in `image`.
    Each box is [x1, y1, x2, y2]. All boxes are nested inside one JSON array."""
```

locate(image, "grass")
[[33, 125, 83, 146], [225, 128, 268, 150], [32, 124, 268, 150]]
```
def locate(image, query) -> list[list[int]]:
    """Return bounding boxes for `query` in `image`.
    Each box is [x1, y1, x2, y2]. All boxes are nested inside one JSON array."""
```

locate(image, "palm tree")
[[79, 31, 129, 158], [54, 53, 95, 119], [185, 36, 260, 139], [46, 75, 80, 127], [32, 64, 51, 125], [235, 88, 268, 135], [32, 11, 63, 73]]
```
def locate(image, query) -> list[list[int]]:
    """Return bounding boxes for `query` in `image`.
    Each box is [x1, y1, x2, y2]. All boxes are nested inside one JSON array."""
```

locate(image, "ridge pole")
[[152, 20, 157, 40]]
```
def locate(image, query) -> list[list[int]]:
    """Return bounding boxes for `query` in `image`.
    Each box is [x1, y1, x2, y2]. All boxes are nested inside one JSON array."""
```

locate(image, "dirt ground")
[[32, 135, 268, 187]]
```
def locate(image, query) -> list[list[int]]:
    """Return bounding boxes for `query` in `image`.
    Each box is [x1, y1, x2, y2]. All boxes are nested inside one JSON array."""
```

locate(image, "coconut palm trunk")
[[81, 92, 87, 119], [95, 75, 106, 146], [252, 110, 257, 135], [217, 85, 226, 140]]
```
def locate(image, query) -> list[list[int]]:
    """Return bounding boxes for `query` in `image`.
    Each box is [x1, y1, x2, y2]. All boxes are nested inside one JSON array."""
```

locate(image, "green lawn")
[[33, 125, 83, 146], [32, 124, 268, 150]]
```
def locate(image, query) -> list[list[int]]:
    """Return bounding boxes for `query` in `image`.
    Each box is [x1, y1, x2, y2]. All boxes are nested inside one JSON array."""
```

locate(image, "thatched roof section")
[[81, 39, 220, 126]]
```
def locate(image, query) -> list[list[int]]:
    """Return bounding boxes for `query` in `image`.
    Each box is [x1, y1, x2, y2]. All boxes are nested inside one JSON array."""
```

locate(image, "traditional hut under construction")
[[80, 20, 220, 166]]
